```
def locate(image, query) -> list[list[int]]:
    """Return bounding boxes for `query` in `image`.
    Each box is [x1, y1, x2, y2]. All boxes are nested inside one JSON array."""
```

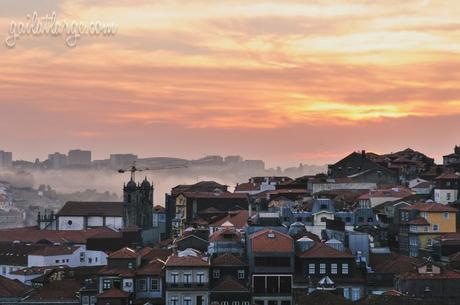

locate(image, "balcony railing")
[[166, 282, 208, 289]]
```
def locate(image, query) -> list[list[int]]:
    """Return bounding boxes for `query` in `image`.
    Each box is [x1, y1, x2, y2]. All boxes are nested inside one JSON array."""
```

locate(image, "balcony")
[[166, 282, 208, 290]]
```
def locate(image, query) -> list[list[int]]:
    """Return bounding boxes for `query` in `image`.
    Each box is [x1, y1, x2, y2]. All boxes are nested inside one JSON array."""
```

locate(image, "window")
[[138, 279, 147, 291], [367, 217, 373, 223], [88, 258, 92, 264], [221, 302, 228, 305], [80, 252, 85, 263], [55, 259, 59, 263], [125, 281, 132, 287], [321, 217, 327, 223], [331, 264, 337, 274], [82, 296, 89, 305], [197, 272, 205, 285], [170, 272, 178, 284], [444, 212, 449, 219], [90, 296, 96, 305], [2, 267, 5, 274], [213, 269, 220, 279], [232, 302, 239, 305], [128, 261, 134, 269], [342, 263, 349, 274], [426, 264, 433, 273], [308, 263, 315, 274], [351, 288, 361, 301], [183, 273, 192, 285], [150, 279, 159, 291], [345, 217, 351, 222], [358, 217, 364, 223], [433, 224, 439, 232], [102, 279, 111, 290], [170, 296, 178, 305], [184, 297, 192, 305], [238, 269, 245, 279], [427, 239, 433, 247], [320, 263, 326, 274]]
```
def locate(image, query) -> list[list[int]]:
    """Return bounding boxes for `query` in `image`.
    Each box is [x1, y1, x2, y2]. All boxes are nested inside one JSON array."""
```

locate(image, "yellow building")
[[400, 202, 457, 257]]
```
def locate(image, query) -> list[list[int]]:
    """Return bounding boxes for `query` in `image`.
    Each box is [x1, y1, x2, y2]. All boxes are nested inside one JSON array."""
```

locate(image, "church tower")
[[123, 177, 154, 229]]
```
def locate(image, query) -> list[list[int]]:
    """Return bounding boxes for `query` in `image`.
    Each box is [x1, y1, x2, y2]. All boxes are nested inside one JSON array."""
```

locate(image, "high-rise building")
[[110, 154, 137, 169], [0, 150, 12, 168], [47, 152, 67, 169], [67, 149, 91, 166]]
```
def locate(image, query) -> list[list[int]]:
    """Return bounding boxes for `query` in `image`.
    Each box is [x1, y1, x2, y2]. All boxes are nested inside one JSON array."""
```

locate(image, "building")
[[48, 152, 68, 169], [210, 253, 250, 305], [395, 258, 460, 300], [434, 172, 460, 204], [443, 145, 460, 171], [109, 154, 138, 169], [248, 229, 294, 305], [293, 238, 364, 301], [164, 252, 210, 305], [123, 178, 154, 230], [67, 150, 92, 167], [208, 228, 244, 256], [0, 150, 13, 168], [399, 202, 457, 257], [327, 151, 397, 185]]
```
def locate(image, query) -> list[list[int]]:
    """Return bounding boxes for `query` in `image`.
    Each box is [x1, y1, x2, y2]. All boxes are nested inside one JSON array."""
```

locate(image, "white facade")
[[165, 267, 209, 305], [434, 189, 458, 204], [57, 215, 123, 230], [27, 245, 107, 268], [312, 182, 376, 194]]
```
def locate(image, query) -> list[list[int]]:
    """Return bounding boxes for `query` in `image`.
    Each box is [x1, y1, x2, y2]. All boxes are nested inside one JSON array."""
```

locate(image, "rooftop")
[[57, 201, 123, 217]]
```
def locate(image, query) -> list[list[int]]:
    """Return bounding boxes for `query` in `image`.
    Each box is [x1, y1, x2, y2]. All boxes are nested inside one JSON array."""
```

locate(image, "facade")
[[399, 203, 457, 257], [434, 172, 460, 204], [248, 229, 294, 305], [67, 149, 92, 166], [123, 178, 154, 229], [0, 150, 13, 168], [165, 253, 210, 305]]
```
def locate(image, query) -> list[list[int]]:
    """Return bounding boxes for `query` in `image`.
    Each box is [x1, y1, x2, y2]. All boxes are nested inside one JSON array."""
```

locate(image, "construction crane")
[[118, 162, 188, 181]]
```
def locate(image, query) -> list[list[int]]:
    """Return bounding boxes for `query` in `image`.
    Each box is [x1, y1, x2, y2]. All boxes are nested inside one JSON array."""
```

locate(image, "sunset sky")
[[1, 0, 459, 167]]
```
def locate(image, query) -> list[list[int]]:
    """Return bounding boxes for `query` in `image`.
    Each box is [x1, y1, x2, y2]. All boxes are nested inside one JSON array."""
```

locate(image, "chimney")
[[362, 150, 366, 158]]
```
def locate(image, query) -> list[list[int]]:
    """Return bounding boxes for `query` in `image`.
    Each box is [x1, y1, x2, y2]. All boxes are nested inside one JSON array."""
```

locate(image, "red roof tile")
[[165, 254, 209, 267], [30, 245, 79, 256], [251, 229, 293, 253], [0, 226, 120, 244], [435, 172, 460, 180], [211, 276, 249, 292], [407, 217, 430, 225], [182, 191, 249, 199], [297, 241, 354, 259], [57, 201, 123, 217], [136, 259, 164, 275], [209, 210, 254, 228], [400, 202, 457, 212], [109, 247, 138, 259], [211, 253, 247, 267], [140, 248, 172, 262], [234, 182, 260, 192], [0, 275, 32, 297], [209, 229, 241, 242]]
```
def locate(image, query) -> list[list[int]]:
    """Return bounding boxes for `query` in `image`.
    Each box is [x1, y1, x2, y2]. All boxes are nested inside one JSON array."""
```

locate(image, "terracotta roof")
[[0, 226, 120, 244], [0, 243, 45, 265], [30, 245, 79, 256], [109, 247, 138, 259], [97, 287, 130, 298], [211, 253, 247, 267], [98, 266, 136, 277], [234, 182, 260, 192], [251, 229, 293, 253], [359, 188, 412, 200], [136, 259, 164, 275], [412, 181, 432, 189], [435, 172, 460, 180], [10, 265, 69, 276], [297, 241, 354, 259], [211, 276, 249, 292], [29, 279, 80, 300], [165, 254, 209, 267], [397, 268, 460, 280], [209, 229, 241, 242], [209, 210, 254, 228], [153, 205, 165, 213], [407, 217, 430, 225], [400, 202, 457, 212], [182, 191, 248, 199], [383, 290, 403, 296], [137, 246, 153, 257], [0, 275, 32, 297], [57, 201, 123, 216], [141, 248, 172, 262], [370, 253, 419, 274]]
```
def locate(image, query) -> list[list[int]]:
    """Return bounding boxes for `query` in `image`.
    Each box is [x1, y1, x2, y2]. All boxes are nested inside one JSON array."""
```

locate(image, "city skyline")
[[1, 0, 460, 166]]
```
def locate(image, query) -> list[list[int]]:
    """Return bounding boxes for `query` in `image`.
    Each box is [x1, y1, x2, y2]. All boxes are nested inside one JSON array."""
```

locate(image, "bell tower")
[[123, 177, 154, 229]]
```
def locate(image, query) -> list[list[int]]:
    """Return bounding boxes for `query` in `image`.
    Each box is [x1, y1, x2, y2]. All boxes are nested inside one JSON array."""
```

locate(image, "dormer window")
[[267, 232, 275, 239], [426, 264, 433, 273]]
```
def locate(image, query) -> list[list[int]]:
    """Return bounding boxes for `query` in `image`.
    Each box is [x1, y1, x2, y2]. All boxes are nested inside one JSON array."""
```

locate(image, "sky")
[[0, 0, 459, 167]]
